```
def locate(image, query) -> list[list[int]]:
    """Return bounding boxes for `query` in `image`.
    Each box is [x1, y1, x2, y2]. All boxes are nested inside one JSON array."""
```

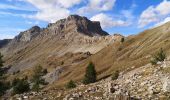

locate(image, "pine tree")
[[0, 52, 9, 96], [0, 53, 3, 68], [121, 37, 125, 43], [31, 65, 45, 91], [13, 79, 30, 94], [0, 53, 4, 76], [83, 62, 97, 84]]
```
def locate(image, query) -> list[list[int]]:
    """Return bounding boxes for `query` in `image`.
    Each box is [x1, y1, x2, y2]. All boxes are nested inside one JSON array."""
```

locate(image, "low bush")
[[66, 80, 76, 89], [112, 70, 119, 80]]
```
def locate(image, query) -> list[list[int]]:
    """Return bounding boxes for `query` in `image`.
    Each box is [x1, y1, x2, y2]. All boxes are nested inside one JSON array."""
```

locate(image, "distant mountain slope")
[[0, 39, 11, 48], [0, 15, 123, 75]]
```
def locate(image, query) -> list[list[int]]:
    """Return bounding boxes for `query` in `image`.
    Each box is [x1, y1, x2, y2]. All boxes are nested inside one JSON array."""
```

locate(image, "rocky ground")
[[9, 58, 170, 100]]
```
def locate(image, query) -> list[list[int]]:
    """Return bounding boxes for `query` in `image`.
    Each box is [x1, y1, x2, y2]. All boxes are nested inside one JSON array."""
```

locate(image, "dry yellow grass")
[[49, 22, 170, 89], [2, 20, 170, 91]]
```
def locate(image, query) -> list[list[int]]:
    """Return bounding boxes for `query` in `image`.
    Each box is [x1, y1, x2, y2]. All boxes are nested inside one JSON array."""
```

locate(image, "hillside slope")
[[50, 21, 170, 87], [10, 22, 170, 100], [0, 15, 123, 78]]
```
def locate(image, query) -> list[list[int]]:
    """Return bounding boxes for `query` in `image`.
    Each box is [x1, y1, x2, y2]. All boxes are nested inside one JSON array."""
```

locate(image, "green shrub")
[[150, 59, 157, 65], [121, 38, 125, 43], [61, 61, 64, 65], [0, 53, 4, 68], [0, 81, 10, 96], [83, 62, 97, 84], [12, 78, 20, 87], [13, 79, 30, 94], [32, 83, 40, 92], [66, 80, 76, 89], [0, 52, 9, 96], [0, 53, 4, 76], [150, 48, 166, 65], [112, 70, 119, 80], [42, 69, 48, 75]]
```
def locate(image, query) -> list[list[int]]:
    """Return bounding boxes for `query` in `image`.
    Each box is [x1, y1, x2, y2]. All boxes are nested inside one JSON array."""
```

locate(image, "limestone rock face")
[[15, 26, 41, 42], [47, 15, 109, 37]]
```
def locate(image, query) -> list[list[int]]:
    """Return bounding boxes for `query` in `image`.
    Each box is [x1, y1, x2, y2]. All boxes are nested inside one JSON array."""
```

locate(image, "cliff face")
[[47, 15, 108, 36]]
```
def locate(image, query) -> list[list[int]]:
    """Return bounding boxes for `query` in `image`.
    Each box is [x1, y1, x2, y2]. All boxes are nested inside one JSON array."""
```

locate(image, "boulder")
[[163, 77, 170, 92]]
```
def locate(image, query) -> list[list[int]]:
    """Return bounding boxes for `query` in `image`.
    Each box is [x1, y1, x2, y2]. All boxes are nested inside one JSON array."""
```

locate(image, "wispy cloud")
[[138, 0, 170, 28], [24, 0, 83, 23], [78, 0, 116, 15], [90, 13, 130, 28], [0, 3, 36, 11], [0, 27, 25, 39]]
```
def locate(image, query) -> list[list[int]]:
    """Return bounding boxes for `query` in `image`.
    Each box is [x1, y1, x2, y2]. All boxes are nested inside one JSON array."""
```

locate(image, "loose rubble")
[[10, 60, 170, 100]]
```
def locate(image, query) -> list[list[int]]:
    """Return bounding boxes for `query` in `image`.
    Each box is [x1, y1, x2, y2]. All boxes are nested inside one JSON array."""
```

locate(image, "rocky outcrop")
[[14, 26, 41, 42], [47, 15, 109, 37]]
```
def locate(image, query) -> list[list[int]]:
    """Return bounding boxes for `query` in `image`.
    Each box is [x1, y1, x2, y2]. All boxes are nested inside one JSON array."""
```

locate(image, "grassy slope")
[[50, 22, 170, 88]]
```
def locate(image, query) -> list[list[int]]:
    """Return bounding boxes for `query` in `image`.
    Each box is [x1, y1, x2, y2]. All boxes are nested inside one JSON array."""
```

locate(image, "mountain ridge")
[[0, 15, 123, 75]]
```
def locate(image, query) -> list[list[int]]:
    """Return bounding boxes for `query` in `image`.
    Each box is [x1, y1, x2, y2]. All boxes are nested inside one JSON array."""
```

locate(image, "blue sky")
[[0, 0, 170, 39]]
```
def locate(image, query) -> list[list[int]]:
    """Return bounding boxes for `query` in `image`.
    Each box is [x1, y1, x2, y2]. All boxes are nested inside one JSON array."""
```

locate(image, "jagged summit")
[[11, 15, 108, 44], [47, 15, 109, 36]]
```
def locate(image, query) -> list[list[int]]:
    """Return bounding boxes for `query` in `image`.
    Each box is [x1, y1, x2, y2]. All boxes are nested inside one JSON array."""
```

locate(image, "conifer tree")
[[83, 62, 97, 84]]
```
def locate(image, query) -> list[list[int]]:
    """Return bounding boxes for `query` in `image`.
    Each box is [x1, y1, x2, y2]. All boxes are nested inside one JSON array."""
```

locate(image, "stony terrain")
[[11, 58, 170, 100]]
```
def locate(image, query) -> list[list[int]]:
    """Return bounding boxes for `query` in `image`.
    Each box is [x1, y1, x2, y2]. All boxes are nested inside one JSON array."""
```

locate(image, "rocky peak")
[[47, 15, 109, 37], [14, 26, 41, 42]]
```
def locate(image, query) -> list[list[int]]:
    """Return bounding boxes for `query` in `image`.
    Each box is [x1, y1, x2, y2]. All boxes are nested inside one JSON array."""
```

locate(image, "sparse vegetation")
[[66, 80, 76, 89], [83, 62, 97, 84], [112, 70, 119, 80], [42, 68, 48, 75], [0, 52, 4, 76], [61, 61, 64, 65], [150, 48, 166, 65], [13, 78, 30, 94], [0, 52, 10, 96], [31, 65, 46, 92], [121, 37, 125, 43]]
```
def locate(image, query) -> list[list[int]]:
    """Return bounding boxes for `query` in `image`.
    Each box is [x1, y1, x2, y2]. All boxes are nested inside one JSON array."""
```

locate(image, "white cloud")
[[156, 0, 170, 15], [0, 3, 36, 11], [0, 34, 15, 40], [0, 28, 25, 39], [57, 0, 82, 8], [78, 0, 116, 14], [0, 11, 28, 18], [155, 17, 170, 27], [25, 0, 82, 23], [138, 0, 170, 28], [90, 13, 129, 28]]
